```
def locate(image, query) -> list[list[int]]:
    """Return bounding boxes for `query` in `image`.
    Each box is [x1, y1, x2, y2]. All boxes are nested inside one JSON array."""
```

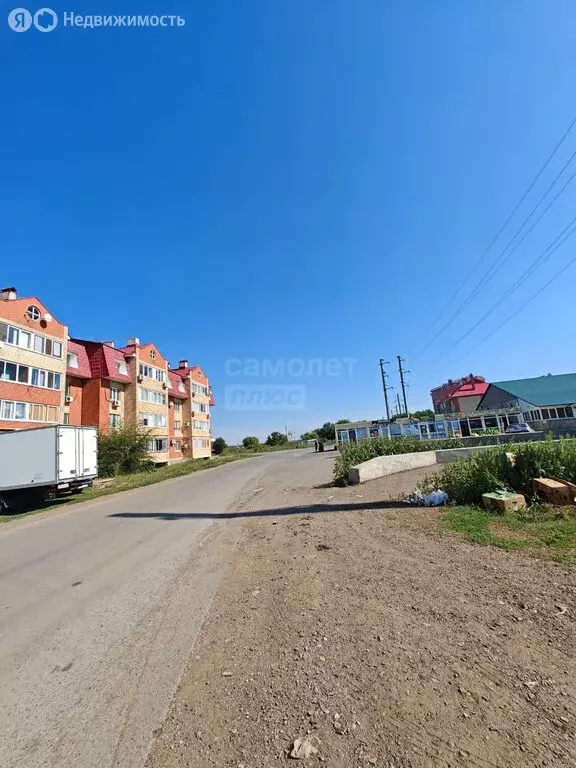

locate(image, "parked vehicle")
[[0, 426, 98, 510], [505, 423, 534, 434]]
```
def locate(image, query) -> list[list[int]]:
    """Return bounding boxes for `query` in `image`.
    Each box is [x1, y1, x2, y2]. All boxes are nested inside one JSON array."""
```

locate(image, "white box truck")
[[0, 425, 98, 510]]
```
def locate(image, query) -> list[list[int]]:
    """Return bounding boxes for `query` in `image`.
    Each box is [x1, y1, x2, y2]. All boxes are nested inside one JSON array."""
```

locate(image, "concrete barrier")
[[435, 445, 494, 464], [348, 451, 437, 485]]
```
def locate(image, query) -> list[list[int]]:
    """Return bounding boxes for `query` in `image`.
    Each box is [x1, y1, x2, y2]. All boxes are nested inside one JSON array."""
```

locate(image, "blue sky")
[[2, 1, 575, 442]]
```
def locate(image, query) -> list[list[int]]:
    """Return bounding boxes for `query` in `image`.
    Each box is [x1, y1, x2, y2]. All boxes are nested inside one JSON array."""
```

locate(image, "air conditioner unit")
[[111, 399, 120, 407], [137, 375, 143, 383], [192, 392, 196, 398], [191, 411, 196, 416], [65, 395, 73, 404], [184, 421, 190, 427], [162, 382, 167, 389]]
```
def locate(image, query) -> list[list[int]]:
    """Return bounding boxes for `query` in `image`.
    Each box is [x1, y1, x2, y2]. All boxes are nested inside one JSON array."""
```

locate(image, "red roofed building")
[[169, 361, 212, 459], [66, 339, 132, 432], [0, 288, 68, 432], [430, 374, 489, 415]]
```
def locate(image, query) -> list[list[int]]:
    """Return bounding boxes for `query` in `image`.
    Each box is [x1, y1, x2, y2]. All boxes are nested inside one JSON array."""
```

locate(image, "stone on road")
[[0, 450, 317, 768]]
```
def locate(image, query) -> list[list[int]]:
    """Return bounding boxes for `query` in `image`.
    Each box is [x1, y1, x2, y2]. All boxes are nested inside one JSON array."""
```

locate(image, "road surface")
[[0, 450, 321, 768]]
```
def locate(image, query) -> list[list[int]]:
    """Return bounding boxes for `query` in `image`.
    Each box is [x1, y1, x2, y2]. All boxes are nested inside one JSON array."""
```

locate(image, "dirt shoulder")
[[148, 462, 576, 768]]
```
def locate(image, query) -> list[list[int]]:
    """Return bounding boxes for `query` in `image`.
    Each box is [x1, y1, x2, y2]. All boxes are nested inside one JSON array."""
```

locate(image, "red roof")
[[66, 341, 92, 379], [168, 371, 188, 399], [452, 381, 489, 399], [70, 339, 132, 383]]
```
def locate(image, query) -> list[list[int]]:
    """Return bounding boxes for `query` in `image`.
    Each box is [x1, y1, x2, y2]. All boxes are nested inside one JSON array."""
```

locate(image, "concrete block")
[[348, 451, 437, 485]]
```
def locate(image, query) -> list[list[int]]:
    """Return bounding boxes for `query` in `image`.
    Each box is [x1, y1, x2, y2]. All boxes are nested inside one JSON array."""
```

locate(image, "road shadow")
[[108, 499, 416, 521]]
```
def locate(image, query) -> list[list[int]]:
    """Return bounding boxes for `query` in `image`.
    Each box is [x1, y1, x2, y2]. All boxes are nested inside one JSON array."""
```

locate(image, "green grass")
[[0, 453, 257, 524], [442, 504, 576, 564]]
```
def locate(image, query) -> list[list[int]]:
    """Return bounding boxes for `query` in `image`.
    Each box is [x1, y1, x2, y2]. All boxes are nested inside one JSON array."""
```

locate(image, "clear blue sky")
[[2, 1, 575, 442]]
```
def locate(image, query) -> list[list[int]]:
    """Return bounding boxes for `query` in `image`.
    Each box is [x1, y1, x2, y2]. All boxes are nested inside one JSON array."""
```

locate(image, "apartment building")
[[170, 361, 212, 459], [120, 338, 171, 463], [65, 339, 132, 430], [168, 371, 187, 461], [0, 288, 68, 431]]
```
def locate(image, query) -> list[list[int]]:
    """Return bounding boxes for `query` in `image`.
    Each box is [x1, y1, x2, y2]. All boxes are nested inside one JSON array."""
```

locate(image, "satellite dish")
[[44, 313, 53, 323]]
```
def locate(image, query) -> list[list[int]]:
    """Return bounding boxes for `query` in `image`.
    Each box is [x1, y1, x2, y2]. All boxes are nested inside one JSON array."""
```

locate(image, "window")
[[0, 362, 17, 381], [27, 305, 41, 321], [110, 385, 120, 401], [141, 413, 167, 427], [173, 401, 181, 412], [67, 352, 79, 368], [19, 330, 32, 350], [8, 327, 19, 345], [542, 408, 550, 420], [109, 414, 122, 429], [178, 381, 186, 393], [174, 420, 181, 430], [29, 403, 44, 421], [191, 382, 209, 396], [173, 440, 182, 451], [46, 406, 58, 422], [150, 350, 156, 359], [147, 438, 168, 453], [63, 412, 70, 425], [167, 378, 173, 389], [139, 363, 165, 383], [193, 420, 210, 431], [115, 360, 128, 376], [139, 387, 166, 405], [0, 400, 27, 421]]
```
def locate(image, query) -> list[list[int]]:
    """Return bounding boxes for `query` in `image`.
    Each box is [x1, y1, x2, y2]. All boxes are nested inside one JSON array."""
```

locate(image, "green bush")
[[420, 438, 576, 505], [242, 436, 260, 450], [333, 436, 464, 486], [212, 437, 227, 455], [98, 425, 154, 477], [265, 431, 289, 446]]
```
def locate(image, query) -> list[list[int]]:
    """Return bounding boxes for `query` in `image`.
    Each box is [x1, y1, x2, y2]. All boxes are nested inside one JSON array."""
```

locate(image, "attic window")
[[178, 381, 185, 393], [116, 360, 128, 376], [27, 305, 41, 321], [150, 350, 156, 359], [67, 352, 79, 369], [168, 379, 173, 389]]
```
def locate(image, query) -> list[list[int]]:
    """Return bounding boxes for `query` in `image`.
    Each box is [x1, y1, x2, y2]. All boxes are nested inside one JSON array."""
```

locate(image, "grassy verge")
[[442, 504, 576, 564], [0, 453, 256, 525]]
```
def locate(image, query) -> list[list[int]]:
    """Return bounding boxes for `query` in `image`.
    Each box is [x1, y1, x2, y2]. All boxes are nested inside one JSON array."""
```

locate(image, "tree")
[[336, 418, 350, 424], [410, 409, 435, 422], [242, 436, 260, 450], [212, 437, 227, 455], [300, 431, 317, 441], [98, 424, 154, 477], [265, 431, 289, 446]]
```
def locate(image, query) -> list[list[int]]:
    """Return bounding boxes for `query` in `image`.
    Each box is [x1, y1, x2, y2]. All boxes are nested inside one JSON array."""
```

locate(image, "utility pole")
[[397, 355, 409, 417], [396, 392, 403, 418], [379, 359, 392, 421]]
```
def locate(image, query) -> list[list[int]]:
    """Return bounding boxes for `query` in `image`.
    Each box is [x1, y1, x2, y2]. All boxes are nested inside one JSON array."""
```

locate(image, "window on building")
[[178, 381, 185, 393], [167, 378, 173, 389], [173, 440, 181, 451], [27, 305, 41, 321], [0, 400, 27, 421], [29, 403, 44, 421], [542, 408, 550, 420], [110, 385, 120, 401], [173, 401, 181, 412], [19, 330, 32, 350], [116, 360, 128, 376], [174, 420, 181, 430], [46, 406, 58, 422], [67, 352, 79, 368], [150, 350, 156, 359], [63, 412, 70, 425], [139, 387, 166, 405], [139, 363, 165, 383], [0, 361, 17, 381], [147, 438, 168, 452], [141, 413, 167, 427], [109, 414, 122, 429]]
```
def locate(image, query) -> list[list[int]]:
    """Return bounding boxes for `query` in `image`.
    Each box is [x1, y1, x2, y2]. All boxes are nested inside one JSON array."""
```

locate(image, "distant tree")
[[335, 418, 350, 424], [314, 422, 335, 440], [410, 409, 435, 422], [212, 437, 227, 455], [265, 431, 289, 446], [300, 431, 317, 441], [242, 436, 260, 450]]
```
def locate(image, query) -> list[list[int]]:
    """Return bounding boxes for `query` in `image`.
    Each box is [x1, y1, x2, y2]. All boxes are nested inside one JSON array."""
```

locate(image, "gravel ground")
[[147, 458, 576, 768]]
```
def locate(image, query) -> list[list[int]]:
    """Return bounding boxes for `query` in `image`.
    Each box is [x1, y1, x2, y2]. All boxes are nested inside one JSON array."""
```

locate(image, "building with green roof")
[[478, 373, 576, 425]]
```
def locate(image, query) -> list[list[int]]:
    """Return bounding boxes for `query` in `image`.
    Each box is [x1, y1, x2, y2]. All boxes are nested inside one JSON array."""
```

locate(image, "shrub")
[[212, 437, 227, 455], [333, 436, 464, 486], [265, 431, 289, 446], [98, 424, 154, 477], [242, 436, 260, 450], [420, 438, 576, 506]]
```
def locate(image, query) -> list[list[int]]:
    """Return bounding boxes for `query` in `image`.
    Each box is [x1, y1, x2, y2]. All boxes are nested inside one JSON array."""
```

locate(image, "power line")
[[421, 213, 576, 371], [427, 238, 576, 375], [415, 150, 576, 361], [414, 116, 576, 359]]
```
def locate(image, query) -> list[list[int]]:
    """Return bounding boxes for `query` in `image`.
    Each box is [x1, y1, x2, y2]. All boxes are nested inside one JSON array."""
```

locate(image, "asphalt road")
[[0, 450, 316, 768]]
